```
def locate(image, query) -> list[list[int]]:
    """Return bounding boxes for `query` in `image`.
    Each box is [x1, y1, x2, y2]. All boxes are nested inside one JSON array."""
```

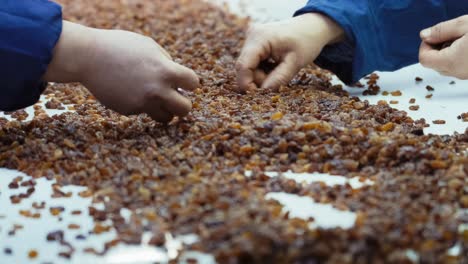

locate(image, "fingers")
[[144, 103, 174, 123], [421, 15, 468, 44], [261, 53, 299, 90], [168, 63, 200, 91], [160, 88, 192, 117], [158, 46, 172, 60], [419, 41, 455, 73], [149, 37, 173, 59], [142, 88, 192, 122], [144, 63, 197, 120], [419, 42, 447, 71], [143, 88, 192, 122], [254, 69, 267, 87], [236, 35, 271, 92]]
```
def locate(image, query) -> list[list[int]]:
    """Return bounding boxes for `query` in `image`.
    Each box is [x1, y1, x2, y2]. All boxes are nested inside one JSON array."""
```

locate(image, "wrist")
[[295, 13, 345, 46], [44, 21, 96, 83]]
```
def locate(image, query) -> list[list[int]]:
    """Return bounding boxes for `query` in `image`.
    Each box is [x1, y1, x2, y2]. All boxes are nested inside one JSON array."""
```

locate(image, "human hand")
[[236, 13, 344, 92], [45, 21, 199, 123], [419, 15, 468, 79]]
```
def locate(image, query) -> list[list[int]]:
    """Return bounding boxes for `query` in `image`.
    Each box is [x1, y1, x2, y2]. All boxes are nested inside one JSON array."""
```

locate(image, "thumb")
[[421, 16, 468, 44], [261, 53, 300, 90], [168, 63, 200, 91]]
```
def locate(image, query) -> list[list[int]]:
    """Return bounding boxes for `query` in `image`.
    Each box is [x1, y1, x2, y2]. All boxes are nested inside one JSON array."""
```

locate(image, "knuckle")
[[235, 60, 245, 72], [236, 57, 253, 74], [143, 35, 154, 42], [160, 63, 179, 79], [455, 17, 466, 28], [143, 86, 163, 101], [433, 24, 442, 40], [460, 15, 468, 23], [172, 65, 194, 83], [246, 24, 269, 41], [144, 54, 167, 72]]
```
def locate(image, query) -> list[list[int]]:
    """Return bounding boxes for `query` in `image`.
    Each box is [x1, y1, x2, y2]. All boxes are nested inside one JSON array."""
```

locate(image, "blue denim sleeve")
[[0, 0, 62, 111], [295, 0, 468, 84]]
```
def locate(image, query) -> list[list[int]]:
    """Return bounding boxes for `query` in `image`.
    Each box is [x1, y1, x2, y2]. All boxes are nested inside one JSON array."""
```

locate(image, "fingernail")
[[421, 29, 431, 39]]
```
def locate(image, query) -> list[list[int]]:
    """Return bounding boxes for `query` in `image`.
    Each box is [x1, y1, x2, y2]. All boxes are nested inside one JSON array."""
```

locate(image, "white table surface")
[[1, 1, 467, 263]]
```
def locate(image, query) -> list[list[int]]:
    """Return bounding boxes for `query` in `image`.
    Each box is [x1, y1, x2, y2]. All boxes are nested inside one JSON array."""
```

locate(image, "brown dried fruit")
[[459, 112, 468, 122], [390, 90, 402, 96], [271, 112, 284, 121], [93, 224, 111, 234], [28, 250, 38, 259], [378, 122, 395, 132], [50, 207, 65, 216], [433, 120, 446, 125], [447, 178, 463, 190], [409, 105, 420, 111], [461, 196, 468, 208], [430, 160, 448, 170], [68, 224, 81, 230]]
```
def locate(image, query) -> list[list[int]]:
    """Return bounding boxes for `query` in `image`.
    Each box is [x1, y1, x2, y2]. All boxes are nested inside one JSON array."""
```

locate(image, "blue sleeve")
[[295, 0, 468, 84], [0, 0, 62, 111]]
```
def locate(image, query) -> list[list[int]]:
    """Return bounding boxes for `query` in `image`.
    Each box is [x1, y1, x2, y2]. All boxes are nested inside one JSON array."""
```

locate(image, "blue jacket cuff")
[[0, 0, 63, 111]]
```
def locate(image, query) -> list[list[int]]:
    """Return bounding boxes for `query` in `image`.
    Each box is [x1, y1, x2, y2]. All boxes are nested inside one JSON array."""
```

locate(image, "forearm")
[[43, 21, 95, 83]]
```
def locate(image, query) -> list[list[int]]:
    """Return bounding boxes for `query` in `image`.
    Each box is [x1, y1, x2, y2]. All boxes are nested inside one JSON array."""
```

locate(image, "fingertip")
[[261, 79, 280, 91], [236, 70, 254, 93], [235, 81, 255, 94], [247, 82, 258, 92], [236, 43, 268, 92], [183, 70, 200, 91], [181, 99, 193, 117], [172, 64, 200, 91], [149, 109, 174, 124], [172, 93, 193, 117], [420, 28, 431, 41], [188, 72, 201, 91], [159, 116, 174, 124]]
